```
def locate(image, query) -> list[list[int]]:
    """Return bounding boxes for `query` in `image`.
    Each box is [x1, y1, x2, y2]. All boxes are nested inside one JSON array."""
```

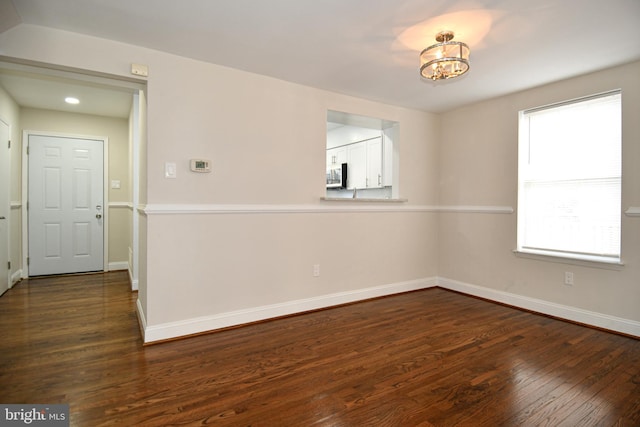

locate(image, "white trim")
[[127, 247, 137, 290], [1, 117, 10, 296], [0, 57, 147, 92], [141, 204, 514, 215], [108, 201, 133, 209], [136, 298, 147, 341], [321, 197, 409, 203], [522, 89, 622, 115], [143, 203, 434, 215], [437, 276, 640, 338], [10, 201, 21, 209], [513, 249, 624, 270], [435, 205, 514, 214], [143, 277, 437, 343], [625, 207, 640, 217], [108, 261, 128, 271], [131, 91, 141, 293], [21, 132, 27, 277], [102, 137, 110, 272], [10, 269, 21, 286]]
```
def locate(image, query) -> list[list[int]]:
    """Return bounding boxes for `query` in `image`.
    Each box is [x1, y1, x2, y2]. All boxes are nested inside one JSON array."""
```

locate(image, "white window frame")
[[516, 90, 622, 265]]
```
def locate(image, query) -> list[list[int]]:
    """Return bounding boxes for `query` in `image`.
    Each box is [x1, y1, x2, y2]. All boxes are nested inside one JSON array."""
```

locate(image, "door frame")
[[22, 130, 109, 277], [0, 117, 10, 292]]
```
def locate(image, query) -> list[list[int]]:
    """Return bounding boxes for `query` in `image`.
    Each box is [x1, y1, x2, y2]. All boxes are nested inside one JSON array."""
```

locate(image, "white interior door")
[[28, 135, 104, 276], [0, 119, 9, 294]]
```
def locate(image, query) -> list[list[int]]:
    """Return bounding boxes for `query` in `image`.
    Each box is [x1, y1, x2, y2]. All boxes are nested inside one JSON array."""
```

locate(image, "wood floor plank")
[[1, 272, 639, 426]]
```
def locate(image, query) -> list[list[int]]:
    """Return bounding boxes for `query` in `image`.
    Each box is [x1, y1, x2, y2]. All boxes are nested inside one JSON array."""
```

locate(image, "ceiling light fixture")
[[420, 31, 470, 81], [65, 96, 80, 104]]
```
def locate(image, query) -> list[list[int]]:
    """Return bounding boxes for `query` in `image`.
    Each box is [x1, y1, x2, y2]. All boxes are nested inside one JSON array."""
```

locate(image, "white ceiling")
[[1, 0, 640, 116], [0, 67, 136, 118]]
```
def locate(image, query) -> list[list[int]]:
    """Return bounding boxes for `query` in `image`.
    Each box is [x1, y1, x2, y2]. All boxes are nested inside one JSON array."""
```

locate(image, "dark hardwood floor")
[[0, 272, 638, 426]]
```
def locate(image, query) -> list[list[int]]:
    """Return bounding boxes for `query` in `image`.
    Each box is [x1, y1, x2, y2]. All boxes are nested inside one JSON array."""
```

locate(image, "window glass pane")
[[525, 93, 621, 180], [522, 178, 621, 256], [518, 91, 621, 259]]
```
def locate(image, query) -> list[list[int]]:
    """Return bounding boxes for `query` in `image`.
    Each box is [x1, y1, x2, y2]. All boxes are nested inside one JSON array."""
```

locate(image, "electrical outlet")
[[564, 271, 574, 286], [313, 264, 320, 277]]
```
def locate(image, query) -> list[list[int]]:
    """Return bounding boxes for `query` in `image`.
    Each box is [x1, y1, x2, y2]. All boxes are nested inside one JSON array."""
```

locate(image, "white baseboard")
[[108, 261, 129, 271], [139, 275, 640, 343], [126, 266, 138, 291], [143, 277, 437, 343], [437, 277, 640, 338], [136, 298, 147, 341], [10, 269, 22, 286]]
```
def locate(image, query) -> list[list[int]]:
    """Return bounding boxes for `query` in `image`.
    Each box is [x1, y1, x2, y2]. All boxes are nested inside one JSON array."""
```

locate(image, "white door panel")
[[28, 135, 104, 276]]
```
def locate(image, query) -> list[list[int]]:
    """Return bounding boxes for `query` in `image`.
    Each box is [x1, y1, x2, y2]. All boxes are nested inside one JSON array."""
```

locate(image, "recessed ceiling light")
[[65, 97, 80, 104]]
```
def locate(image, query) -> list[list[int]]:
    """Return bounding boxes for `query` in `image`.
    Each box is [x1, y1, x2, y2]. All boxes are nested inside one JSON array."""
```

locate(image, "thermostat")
[[190, 159, 211, 173]]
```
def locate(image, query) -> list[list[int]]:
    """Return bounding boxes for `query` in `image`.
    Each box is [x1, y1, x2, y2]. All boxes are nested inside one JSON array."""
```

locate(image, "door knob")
[[96, 214, 102, 219]]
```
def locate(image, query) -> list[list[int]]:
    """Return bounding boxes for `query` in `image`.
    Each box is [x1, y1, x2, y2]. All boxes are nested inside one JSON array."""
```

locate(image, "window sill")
[[513, 249, 624, 270]]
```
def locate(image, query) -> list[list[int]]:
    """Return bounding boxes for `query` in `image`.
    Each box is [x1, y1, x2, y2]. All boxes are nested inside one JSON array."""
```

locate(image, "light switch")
[[111, 180, 121, 189], [165, 162, 177, 179]]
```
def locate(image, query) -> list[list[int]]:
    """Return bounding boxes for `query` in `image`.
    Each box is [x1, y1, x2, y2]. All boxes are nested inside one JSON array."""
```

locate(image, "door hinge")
[[7, 140, 10, 149], [7, 261, 10, 270], [27, 145, 29, 155], [27, 257, 30, 266]]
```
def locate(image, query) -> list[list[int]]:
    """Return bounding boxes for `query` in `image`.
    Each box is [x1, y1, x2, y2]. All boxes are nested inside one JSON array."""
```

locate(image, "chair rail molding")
[[625, 207, 640, 217], [141, 203, 514, 215]]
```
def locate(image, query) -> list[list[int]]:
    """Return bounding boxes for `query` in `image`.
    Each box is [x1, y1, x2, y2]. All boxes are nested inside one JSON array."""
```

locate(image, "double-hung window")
[[517, 90, 622, 263]]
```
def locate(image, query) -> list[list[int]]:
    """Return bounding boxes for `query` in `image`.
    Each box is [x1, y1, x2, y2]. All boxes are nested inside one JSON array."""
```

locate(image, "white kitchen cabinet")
[[347, 143, 367, 189], [326, 146, 347, 167], [347, 137, 383, 189], [326, 136, 385, 190], [366, 137, 382, 188], [383, 134, 393, 187]]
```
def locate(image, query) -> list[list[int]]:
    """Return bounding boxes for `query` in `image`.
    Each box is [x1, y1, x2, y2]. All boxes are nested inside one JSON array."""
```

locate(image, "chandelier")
[[420, 31, 470, 81]]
